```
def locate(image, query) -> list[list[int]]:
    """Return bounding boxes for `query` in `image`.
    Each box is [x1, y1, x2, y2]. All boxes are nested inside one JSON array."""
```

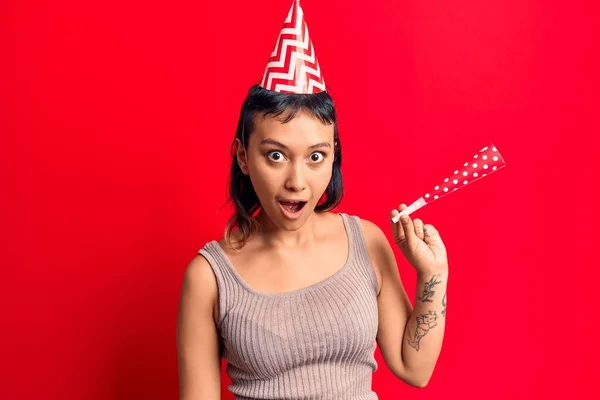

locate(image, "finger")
[[413, 218, 424, 241], [423, 224, 442, 247], [391, 203, 408, 243], [391, 203, 409, 224], [390, 209, 406, 244], [397, 203, 411, 220], [399, 210, 418, 247]]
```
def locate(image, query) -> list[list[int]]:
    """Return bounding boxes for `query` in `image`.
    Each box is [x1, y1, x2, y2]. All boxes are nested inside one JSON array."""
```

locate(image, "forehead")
[[252, 110, 334, 145]]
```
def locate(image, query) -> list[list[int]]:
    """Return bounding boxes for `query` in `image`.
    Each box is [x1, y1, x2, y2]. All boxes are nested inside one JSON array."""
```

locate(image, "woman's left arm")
[[363, 203, 449, 388], [401, 267, 448, 386], [392, 203, 450, 386]]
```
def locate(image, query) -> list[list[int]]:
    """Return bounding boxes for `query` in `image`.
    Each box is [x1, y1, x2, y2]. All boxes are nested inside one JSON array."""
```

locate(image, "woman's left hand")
[[390, 204, 448, 275]]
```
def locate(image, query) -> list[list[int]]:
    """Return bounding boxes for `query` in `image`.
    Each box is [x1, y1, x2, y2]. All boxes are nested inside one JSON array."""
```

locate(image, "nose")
[[284, 161, 307, 193]]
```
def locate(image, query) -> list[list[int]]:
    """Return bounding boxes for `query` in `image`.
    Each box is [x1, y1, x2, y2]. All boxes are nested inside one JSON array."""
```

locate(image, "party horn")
[[391, 143, 506, 223]]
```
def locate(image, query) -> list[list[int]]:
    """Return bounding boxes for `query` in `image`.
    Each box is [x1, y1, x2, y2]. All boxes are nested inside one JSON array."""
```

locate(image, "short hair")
[[224, 84, 344, 250]]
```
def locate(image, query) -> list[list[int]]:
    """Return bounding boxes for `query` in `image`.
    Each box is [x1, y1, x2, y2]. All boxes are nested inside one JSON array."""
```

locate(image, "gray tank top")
[[198, 213, 381, 400]]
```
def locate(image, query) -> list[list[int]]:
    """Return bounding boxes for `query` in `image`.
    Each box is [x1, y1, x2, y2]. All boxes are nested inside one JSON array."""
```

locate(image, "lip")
[[278, 200, 306, 220]]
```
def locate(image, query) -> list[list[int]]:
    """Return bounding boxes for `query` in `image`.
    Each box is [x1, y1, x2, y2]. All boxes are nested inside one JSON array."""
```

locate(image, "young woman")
[[176, 85, 449, 400], [177, 2, 448, 399]]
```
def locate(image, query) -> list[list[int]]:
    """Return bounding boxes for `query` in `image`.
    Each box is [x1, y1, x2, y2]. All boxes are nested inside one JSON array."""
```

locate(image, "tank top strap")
[[340, 213, 381, 296], [198, 241, 240, 329]]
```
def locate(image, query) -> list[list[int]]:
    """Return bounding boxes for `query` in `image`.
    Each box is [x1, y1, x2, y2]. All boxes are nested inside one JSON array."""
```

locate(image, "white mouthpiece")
[[391, 197, 427, 223]]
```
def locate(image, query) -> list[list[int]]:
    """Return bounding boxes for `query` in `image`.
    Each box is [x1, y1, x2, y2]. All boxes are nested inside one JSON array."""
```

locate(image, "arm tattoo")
[[417, 273, 443, 303], [407, 310, 438, 351], [442, 292, 447, 317]]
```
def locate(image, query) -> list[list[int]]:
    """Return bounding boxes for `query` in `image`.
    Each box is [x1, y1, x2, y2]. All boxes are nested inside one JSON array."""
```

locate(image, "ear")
[[235, 138, 249, 175]]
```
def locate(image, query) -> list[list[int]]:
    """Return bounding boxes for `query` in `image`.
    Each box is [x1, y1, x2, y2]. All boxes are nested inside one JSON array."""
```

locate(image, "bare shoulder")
[[177, 252, 222, 398], [181, 252, 219, 323], [357, 216, 389, 253], [183, 253, 218, 295]]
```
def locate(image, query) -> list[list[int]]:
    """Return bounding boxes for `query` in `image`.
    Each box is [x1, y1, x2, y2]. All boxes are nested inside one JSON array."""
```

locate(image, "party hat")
[[391, 143, 507, 223], [260, 0, 326, 94]]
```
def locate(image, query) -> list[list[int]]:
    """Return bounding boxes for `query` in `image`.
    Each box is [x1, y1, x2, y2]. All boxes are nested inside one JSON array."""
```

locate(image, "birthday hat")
[[260, 0, 326, 94]]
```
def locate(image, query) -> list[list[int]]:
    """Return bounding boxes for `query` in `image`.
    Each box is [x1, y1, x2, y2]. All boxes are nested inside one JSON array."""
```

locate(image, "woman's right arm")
[[177, 255, 221, 400]]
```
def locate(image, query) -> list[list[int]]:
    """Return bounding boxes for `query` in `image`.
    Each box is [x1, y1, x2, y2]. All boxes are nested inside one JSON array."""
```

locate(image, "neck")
[[253, 208, 323, 248]]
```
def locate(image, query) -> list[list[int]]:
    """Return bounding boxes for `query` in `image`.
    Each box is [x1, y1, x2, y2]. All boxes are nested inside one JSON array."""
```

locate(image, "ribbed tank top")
[[198, 213, 381, 400]]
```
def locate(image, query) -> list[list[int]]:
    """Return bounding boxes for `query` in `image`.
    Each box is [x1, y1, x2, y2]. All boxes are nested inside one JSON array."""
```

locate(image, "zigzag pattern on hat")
[[260, 0, 326, 94]]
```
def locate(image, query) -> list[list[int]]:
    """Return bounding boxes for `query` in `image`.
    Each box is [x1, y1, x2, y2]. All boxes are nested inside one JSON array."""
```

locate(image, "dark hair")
[[224, 84, 344, 250]]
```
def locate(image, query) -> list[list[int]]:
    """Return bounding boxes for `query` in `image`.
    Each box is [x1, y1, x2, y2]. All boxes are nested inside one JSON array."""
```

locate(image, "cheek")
[[319, 160, 334, 181], [309, 166, 333, 193], [248, 164, 277, 194]]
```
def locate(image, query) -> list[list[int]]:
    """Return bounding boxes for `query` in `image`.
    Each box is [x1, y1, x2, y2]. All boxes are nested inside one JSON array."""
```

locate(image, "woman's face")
[[236, 110, 335, 229]]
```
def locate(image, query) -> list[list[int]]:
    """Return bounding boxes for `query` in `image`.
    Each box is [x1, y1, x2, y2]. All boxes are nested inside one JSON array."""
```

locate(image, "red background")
[[1, 0, 598, 398]]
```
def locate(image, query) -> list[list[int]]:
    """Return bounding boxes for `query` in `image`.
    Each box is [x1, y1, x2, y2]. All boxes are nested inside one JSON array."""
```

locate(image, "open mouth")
[[278, 200, 307, 214]]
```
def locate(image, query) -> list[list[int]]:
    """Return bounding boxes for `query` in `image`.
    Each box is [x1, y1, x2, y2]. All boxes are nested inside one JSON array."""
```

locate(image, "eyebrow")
[[259, 138, 331, 150]]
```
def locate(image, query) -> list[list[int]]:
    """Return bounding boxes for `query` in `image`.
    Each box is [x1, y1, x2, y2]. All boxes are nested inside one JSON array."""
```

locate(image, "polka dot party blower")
[[391, 143, 506, 224]]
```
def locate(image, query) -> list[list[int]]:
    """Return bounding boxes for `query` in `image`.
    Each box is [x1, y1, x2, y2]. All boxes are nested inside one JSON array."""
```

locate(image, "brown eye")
[[310, 152, 325, 163], [267, 151, 285, 162]]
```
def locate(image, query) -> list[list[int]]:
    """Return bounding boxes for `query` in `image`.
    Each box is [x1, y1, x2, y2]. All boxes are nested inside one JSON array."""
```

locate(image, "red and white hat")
[[260, 0, 326, 94]]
